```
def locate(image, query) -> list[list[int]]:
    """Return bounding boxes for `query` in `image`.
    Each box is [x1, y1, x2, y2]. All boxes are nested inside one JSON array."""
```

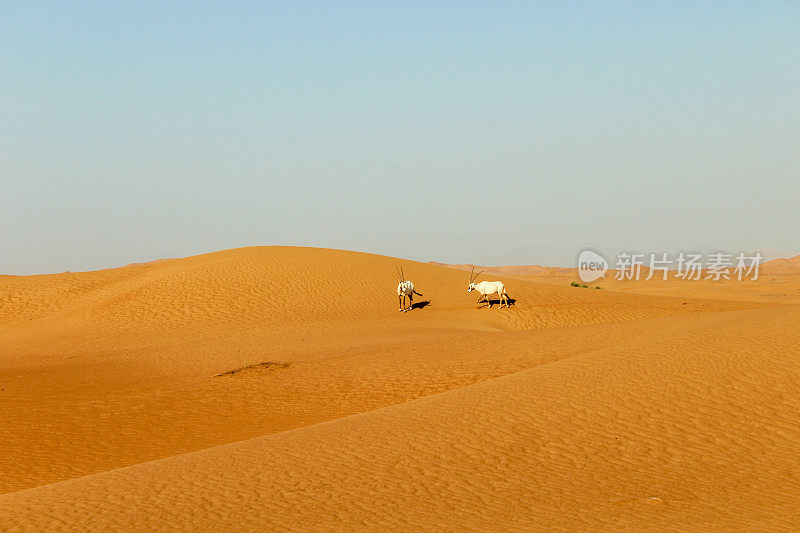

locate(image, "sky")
[[1, 1, 798, 274]]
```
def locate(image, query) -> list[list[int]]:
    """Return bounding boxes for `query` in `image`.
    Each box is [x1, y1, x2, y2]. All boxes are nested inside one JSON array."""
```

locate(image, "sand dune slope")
[[1, 246, 797, 530], [2, 305, 799, 530], [761, 254, 800, 274], [3, 247, 765, 493]]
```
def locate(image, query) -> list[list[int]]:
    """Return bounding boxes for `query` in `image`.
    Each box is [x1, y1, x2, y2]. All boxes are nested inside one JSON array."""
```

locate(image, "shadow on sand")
[[411, 300, 431, 310], [475, 297, 516, 308]]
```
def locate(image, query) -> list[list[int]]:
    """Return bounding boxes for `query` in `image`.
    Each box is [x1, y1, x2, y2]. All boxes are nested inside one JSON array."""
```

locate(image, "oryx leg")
[[408, 294, 413, 310]]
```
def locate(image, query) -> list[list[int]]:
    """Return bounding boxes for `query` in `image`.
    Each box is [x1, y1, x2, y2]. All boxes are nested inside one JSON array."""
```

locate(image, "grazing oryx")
[[396, 267, 423, 312], [467, 267, 511, 308]]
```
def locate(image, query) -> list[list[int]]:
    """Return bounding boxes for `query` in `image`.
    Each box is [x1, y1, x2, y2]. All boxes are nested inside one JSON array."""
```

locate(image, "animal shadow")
[[478, 297, 516, 308], [411, 300, 431, 310]]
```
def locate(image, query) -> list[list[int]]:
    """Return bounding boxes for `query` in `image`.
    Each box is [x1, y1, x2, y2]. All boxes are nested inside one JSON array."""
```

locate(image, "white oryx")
[[396, 267, 423, 312], [467, 267, 511, 308]]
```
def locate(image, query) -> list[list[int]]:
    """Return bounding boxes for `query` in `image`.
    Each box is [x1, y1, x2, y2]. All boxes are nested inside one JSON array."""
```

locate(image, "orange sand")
[[1, 246, 798, 530]]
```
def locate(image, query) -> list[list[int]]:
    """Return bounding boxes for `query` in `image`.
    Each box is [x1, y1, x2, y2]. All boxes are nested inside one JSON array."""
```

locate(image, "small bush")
[[570, 281, 590, 288]]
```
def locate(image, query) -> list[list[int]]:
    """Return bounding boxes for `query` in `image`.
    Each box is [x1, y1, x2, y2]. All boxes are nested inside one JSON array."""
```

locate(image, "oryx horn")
[[469, 266, 483, 284]]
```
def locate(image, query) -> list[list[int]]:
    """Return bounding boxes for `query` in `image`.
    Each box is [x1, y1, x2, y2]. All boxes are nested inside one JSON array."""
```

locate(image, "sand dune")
[[761, 254, 800, 274], [1, 246, 798, 529]]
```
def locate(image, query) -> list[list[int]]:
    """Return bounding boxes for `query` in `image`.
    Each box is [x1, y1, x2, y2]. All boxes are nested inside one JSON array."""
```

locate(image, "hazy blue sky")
[[2, 1, 798, 274]]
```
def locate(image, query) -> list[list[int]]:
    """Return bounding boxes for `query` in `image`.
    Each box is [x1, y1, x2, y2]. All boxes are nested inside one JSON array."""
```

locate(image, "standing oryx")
[[396, 267, 423, 312], [467, 267, 511, 308]]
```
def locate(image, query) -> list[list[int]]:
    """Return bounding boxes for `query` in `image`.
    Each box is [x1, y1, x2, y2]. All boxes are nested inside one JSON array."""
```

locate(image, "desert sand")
[[1, 246, 799, 530], [435, 255, 800, 305]]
